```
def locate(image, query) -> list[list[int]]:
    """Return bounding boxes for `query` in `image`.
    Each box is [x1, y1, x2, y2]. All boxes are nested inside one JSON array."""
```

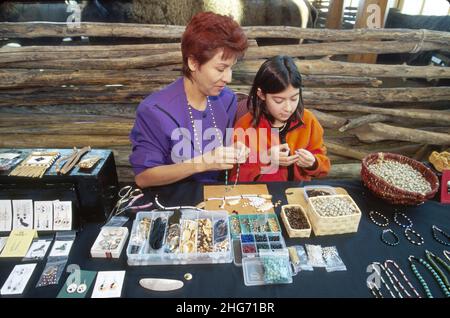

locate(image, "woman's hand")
[[199, 142, 250, 171], [269, 143, 299, 167], [295, 148, 316, 168]]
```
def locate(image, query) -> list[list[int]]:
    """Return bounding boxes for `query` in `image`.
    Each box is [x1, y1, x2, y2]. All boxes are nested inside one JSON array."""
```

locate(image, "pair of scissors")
[[111, 186, 143, 216]]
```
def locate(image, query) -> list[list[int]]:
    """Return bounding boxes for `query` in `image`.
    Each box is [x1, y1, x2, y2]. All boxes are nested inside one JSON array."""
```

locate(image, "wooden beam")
[[348, 0, 389, 63], [326, 0, 345, 29]]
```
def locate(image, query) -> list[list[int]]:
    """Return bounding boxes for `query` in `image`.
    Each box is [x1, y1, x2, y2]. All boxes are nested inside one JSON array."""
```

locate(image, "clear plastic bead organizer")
[[126, 209, 232, 265]]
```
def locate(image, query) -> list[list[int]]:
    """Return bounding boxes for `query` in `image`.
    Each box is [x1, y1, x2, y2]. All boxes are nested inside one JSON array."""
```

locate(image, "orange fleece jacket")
[[230, 109, 330, 182]]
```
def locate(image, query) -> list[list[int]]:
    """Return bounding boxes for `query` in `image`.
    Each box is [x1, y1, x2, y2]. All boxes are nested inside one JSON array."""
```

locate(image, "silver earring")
[[67, 282, 77, 294], [77, 281, 87, 293]]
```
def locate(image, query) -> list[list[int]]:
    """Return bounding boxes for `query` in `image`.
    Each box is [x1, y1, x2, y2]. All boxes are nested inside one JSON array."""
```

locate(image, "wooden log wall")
[[0, 22, 449, 181]]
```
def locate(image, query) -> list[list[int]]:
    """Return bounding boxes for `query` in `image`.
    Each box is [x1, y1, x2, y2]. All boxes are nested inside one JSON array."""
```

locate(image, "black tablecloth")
[[1, 179, 449, 298]]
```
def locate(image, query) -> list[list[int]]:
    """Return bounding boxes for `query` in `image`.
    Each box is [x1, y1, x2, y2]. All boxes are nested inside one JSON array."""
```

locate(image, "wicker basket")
[[306, 195, 361, 236], [361, 152, 439, 205], [280, 204, 311, 238]]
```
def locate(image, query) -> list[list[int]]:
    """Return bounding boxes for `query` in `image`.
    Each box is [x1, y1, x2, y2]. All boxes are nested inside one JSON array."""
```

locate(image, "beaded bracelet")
[[409, 255, 450, 298], [381, 229, 399, 246], [384, 259, 421, 298], [369, 211, 389, 227], [405, 228, 424, 246], [394, 212, 413, 228], [431, 225, 450, 246]]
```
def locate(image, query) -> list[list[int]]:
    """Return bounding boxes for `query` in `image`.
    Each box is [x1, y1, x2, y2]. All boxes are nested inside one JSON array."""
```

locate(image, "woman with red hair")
[[130, 12, 249, 188]]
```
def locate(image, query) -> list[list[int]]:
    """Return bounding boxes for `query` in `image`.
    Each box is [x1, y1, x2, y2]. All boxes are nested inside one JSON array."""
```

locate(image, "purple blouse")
[[129, 77, 237, 183]]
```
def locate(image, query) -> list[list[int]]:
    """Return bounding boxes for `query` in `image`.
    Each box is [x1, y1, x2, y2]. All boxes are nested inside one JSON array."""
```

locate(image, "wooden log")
[[244, 41, 448, 59], [310, 109, 347, 129], [0, 122, 133, 135], [325, 140, 369, 160], [354, 123, 450, 145], [0, 104, 138, 117], [3, 42, 447, 70], [339, 114, 390, 132], [0, 134, 131, 148], [0, 43, 181, 54], [308, 103, 450, 124], [236, 58, 450, 79], [3, 51, 183, 70], [327, 163, 362, 179], [0, 113, 133, 127], [0, 44, 181, 64], [0, 69, 381, 89], [1, 86, 448, 107], [1, 22, 449, 44]]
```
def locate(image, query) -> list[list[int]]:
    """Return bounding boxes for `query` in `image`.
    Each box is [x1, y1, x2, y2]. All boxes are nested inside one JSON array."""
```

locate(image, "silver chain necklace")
[[187, 96, 239, 191]]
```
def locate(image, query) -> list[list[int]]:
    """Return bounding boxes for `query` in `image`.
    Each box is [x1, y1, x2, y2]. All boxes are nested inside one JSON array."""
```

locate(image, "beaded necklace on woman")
[[187, 96, 239, 191]]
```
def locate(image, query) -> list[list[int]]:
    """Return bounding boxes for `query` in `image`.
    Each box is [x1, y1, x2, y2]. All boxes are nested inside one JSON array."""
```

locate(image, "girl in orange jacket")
[[230, 55, 330, 182]]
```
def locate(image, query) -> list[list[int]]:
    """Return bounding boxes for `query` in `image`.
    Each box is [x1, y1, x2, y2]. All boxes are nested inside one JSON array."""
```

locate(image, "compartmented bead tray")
[[229, 214, 281, 239], [240, 232, 287, 257], [127, 210, 232, 265]]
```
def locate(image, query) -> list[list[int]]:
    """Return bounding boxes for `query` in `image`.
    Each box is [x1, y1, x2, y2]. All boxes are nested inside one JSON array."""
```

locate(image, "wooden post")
[[348, 0, 389, 64], [326, 0, 345, 29]]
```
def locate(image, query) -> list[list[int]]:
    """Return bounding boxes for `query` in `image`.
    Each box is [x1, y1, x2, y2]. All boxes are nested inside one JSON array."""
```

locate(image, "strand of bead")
[[372, 262, 397, 298], [432, 225, 450, 246], [445, 251, 450, 263], [368, 283, 383, 298], [409, 256, 450, 298], [409, 256, 434, 298], [425, 250, 450, 289], [382, 264, 404, 298], [385, 260, 421, 298], [369, 211, 389, 227]]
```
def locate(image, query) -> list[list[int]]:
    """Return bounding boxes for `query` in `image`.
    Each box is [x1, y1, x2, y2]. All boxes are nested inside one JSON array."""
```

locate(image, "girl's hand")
[[270, 143, 299, 167], [295, 148, 316, 168]]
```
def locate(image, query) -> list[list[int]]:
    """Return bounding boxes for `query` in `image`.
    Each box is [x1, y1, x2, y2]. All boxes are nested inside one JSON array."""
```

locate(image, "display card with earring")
[[91, 271, 125, 298], [53, 201, 72, 231], [0, 200, 13, 232], [12, 200, 33, 230], [0, 263, 37, 295], [57, 269, 97, 298], [34, 201, 53, 231]]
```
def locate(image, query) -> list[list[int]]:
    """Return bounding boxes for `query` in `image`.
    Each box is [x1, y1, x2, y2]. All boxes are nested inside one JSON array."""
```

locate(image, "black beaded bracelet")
[[394, 212, 413, 228], [405, 227, 424, 246], [381, 229, 399, 246], [369, 210, 389, 227], [432, 225, 450, 246]]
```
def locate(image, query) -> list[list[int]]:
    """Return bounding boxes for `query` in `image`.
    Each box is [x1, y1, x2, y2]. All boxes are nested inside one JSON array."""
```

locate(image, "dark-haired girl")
[[231, 55, 330, 182]]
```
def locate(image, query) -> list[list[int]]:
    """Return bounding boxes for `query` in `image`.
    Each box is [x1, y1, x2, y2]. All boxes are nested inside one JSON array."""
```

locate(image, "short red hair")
[[181, 11, 248, 79]]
